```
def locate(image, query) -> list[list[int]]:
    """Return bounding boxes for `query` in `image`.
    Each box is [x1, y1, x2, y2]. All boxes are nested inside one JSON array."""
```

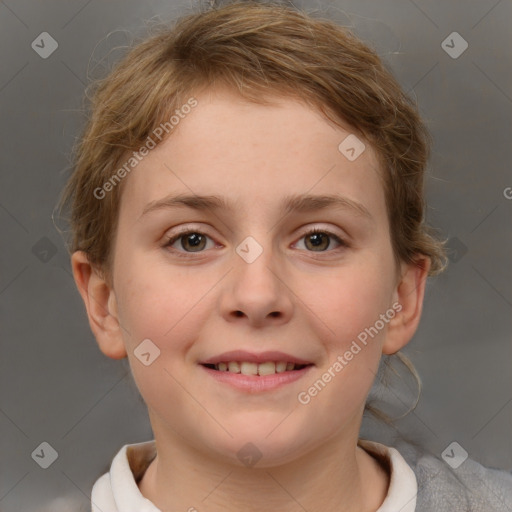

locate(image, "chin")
[[203, 421, 313, 468]]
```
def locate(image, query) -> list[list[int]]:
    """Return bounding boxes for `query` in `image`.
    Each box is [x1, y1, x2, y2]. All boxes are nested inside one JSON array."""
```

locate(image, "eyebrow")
[[140, 193, 373, 221]]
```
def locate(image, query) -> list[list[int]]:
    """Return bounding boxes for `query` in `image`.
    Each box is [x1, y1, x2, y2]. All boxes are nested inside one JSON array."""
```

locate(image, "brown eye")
[[164, 230, 214, 254], [305, 231, 330, 251], [296, 228, 347, 252]]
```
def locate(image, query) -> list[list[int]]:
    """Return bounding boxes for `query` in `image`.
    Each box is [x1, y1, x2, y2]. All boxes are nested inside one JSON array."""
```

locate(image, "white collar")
[[358, 439, 417, 512]]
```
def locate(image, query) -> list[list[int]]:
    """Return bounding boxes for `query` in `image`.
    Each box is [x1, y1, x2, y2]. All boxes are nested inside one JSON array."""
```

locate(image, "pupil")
[[185, 233, 203, 250], [311, 233, 322, 246], [188, 234, 200, 246]]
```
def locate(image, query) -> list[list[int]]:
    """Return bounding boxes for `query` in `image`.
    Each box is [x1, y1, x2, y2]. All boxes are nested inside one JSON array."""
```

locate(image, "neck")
[[138, 426, 389, 512]]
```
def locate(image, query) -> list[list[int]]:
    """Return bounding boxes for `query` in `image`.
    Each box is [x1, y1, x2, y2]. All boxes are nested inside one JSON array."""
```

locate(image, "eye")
[[294, 227, 348, 253], [163, 228, 216, 256]]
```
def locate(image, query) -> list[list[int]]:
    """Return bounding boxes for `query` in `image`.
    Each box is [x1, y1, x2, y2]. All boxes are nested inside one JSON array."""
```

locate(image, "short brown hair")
[[59, 0, 448, 284]]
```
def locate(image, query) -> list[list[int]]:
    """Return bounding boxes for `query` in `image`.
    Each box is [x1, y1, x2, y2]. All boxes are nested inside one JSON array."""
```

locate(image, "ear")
[[70, 251, 127, 360], [382, 256, 431, 355]]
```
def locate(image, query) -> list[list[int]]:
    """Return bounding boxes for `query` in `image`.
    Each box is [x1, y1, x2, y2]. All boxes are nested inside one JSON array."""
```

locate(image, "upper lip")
[[199, 350, 313, 365]]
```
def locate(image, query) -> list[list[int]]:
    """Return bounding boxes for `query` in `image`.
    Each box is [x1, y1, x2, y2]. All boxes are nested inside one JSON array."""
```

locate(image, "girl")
[[60, 1, 512, 510]]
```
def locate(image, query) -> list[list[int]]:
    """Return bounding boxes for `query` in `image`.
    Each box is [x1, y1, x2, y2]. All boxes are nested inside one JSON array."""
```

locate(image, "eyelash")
[[162, 227, 349, 258]]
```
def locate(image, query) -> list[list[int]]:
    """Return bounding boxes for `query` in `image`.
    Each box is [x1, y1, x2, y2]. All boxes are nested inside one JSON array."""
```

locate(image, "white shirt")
[[91, 439, 417, 512]]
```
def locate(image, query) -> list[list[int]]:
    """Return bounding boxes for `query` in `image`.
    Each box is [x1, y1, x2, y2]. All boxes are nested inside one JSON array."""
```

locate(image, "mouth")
[[198, 350, 315, 392], [201, 361, 312, 376]]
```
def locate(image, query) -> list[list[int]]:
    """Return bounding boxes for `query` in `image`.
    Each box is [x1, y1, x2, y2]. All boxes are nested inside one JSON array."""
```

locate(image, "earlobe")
[[382, 256, 431, 355], [70, 251, 127, 360]]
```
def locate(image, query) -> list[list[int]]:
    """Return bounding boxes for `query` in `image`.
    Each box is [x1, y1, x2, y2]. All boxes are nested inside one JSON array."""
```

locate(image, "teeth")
[[240, 362, 258, 376], [276, 361, 287, 373], [258, 362, 275, 376], [228, 361, 240, 373], [214, 361, 304, 375]]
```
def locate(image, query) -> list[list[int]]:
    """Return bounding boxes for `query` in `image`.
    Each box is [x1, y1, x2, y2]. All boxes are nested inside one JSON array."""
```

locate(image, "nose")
[[221, 236, 294, 328]]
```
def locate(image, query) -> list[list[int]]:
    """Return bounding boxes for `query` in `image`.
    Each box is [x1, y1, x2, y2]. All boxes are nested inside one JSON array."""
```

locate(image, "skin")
[[72, 85, 430, 512]]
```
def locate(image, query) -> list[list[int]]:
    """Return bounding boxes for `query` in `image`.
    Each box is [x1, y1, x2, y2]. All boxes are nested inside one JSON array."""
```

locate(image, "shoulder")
[[393, 439, 512, 511]]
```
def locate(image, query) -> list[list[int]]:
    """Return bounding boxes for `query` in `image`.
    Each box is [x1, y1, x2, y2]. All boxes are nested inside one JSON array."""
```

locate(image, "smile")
[[200, 362, 313, 393], [202, 361, 310, 375]]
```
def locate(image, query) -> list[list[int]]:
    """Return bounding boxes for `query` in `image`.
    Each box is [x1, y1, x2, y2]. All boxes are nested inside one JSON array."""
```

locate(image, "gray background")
[[1, 0, 511, 510]]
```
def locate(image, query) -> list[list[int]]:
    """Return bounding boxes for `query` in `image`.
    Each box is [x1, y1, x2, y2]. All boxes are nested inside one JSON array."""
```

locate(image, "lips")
[[200, 358, 313, 392], [199, 350, 313, 366]]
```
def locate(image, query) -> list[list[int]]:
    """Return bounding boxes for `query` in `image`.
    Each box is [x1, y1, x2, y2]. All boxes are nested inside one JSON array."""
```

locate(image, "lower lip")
[[200, 365, 313, 392]]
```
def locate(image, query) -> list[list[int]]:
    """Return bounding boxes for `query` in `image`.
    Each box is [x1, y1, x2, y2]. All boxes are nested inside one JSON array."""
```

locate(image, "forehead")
[[117, 86, 386, 227]]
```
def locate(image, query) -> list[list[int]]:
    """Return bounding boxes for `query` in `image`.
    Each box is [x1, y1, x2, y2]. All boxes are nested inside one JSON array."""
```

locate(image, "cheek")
[[312, 257, 394, 341], [114, 264, 194, 409], [297, 269, 390, 425], [114, 251, 215, 356], [113, 253, 179, 348]]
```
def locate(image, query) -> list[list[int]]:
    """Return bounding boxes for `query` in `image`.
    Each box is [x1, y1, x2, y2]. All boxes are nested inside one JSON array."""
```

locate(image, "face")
[[106, 86, 404, 466]]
